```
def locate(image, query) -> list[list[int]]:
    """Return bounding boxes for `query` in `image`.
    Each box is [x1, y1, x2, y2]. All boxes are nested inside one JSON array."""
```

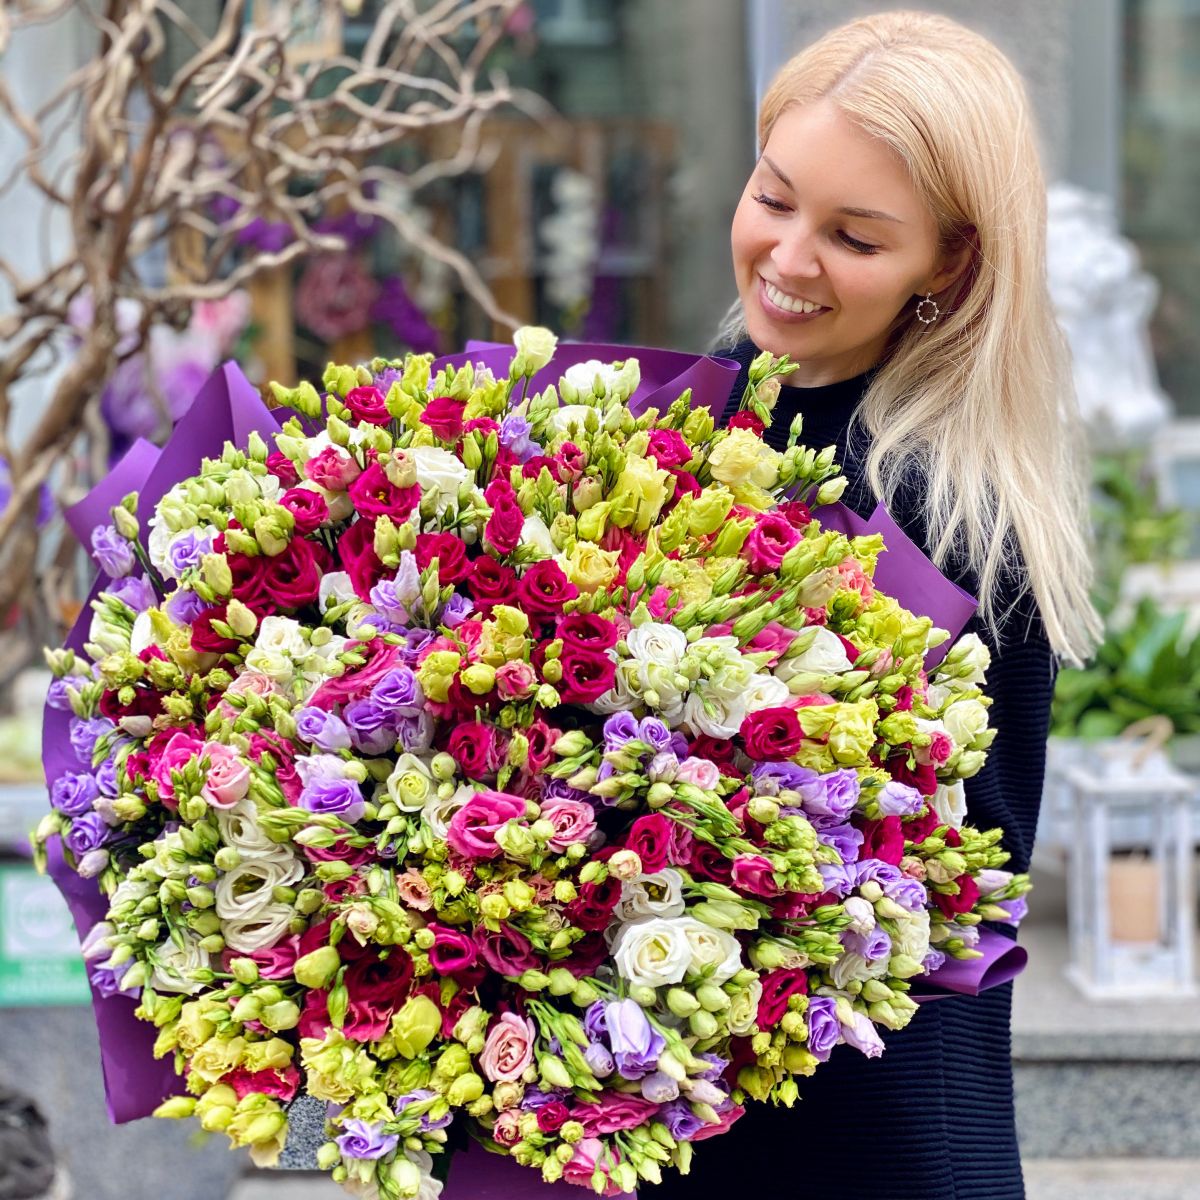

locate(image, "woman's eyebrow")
[[759, 154, 903, 223]]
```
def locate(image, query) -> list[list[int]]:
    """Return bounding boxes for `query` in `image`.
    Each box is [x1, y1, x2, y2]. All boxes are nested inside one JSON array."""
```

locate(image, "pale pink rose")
[[675, 757, 720, 790], [201, 743, 251, 809], [539, 798, 597, 852], [305, 444, 361, 491], [396, 869, 433, 911], [219, 671, 281, 720], [494, 660, 537, 702], [491, 1110, 522, 1147], [479, 1012, 535, 1082], [836, 556, 875, 602], [564, 1138, 623, 1196], [151, 731, 205, 802], [915, 729, 953, 767]]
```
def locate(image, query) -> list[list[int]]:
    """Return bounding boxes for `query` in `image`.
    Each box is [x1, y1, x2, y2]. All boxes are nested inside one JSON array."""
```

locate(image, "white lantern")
[[1063, 755, 1197, 999]]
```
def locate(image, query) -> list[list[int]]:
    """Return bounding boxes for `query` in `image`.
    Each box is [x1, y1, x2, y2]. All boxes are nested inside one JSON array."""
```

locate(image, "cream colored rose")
[[777, 627, 854, 679], [943, 698, 990, 749], [613, 918, 693, 988], [409, 445, 472, 514], [708, 428, 780, 489], [615, 870, 686, 923], [890, 908, 931, 965], [678, 916, 743, 984], [563, 542, 621, 594], [387, 752, 437, 812], [929, 780, 967, 830], [742, 673, 792, 713], [150, 933, 212, 994], [512, 325, 558, 373]]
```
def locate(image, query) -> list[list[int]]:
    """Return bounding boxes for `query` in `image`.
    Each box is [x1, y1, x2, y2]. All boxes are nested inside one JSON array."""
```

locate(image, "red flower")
[[348, 462, 421, 522], [740, 706, 805, 760], [191, 605, 243, 653], [467, 556, 519, 611], [727, 410, 764, 435], [280, 488, 329, 535], [341, 946, 415, 1041], [646, 429, 692, 468], [933, 874, 980, 918], [557, 647, 616, 705], [558, 612, 619, 652], [859, 815, 905, 865], [261, 537, 331, 610], [756, 968, 809, 1026], [886, 748, 938, 797], [564, 877, 622, 932], [689, 734, 741, 774], [420, 396, 467, 441], [776, 500, 812, 529], [536, 1100, 569, 1134], [689, 840, 734, 885], [344, 385, 391, 426], [338, 519, 386, 602], [519, 560, 578, 619], [483, 478, 523, 555], [414, 532, 469, 584], [447, 721, 501, 779]]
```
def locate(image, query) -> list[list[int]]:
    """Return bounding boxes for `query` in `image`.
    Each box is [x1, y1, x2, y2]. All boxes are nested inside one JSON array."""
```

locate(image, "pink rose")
[[690, 1102, 746, 1142], [280, 487, 329, 535], [492, 1110, 522, 1147], [915, 729, 953, 767], [151, 731, 205, 803], [344, 385, 391, 426], [731, 853, 783, 898], [420, 395, 467, 441], [836, 556, 875, 602], [478, 924, 541, 975], [238, 934, 300, 981], [479, 1012, 535, 1082], [539, 798, 597, 851], [483, 478, 523, 556], [646, 429, 692, 468], [572, 1092, 661, 1136], [675, 756, 720, 790], [200, 742, 251, 809], [494, 660, 537, 702], [563, 1138, 624, 1197], [305, 444, 361, 490], [742, 512, 802, 573], [223, 1063, 301, 1103], [218, 670, 280, 719], [446, 789, 527, 859]]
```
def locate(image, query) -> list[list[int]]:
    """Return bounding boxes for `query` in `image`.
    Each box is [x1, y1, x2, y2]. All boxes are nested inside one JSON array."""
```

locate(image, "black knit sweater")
[[650, 340, 1056, 1200]]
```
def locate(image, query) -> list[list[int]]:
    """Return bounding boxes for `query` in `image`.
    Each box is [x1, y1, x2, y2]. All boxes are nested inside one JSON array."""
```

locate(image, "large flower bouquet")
[[37, 331, 1030, 1198]]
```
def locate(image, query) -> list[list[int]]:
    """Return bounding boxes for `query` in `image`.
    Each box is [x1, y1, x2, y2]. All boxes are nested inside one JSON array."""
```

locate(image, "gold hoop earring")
[[915, 292, 940, 325]]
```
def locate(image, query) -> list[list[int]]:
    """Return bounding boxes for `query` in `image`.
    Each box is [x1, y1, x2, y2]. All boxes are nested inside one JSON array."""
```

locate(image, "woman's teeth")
[[764, 282, 824, 314]]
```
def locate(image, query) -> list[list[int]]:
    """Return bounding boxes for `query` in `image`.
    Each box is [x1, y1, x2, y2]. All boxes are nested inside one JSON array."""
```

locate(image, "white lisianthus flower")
[[777, 626, 854, 678], [615, 870, 686, 924], [952, 633, 991, 683], [929, 780, 968, 830], [943, 698, 990, 749], [627, 622, 688, 668], [588, 662, 640, 716], [830, 949, 890, 990], [842, 896, 877, 936], [563, 360, 622, 397], [150, 934, 212, 994], [924, 681, 952, 710], [319, 571, 359, 611], [128, 610, 156, 657], [682, 691, 746, 740], [216, 855, 304, 952], [244, 616, 308, 683], [216, 799, 292, 860], [890, 908, 932, 965], [409, 445, 471, 515], [387, 753, 438, 812], [612, 918, 693, 988], [512, 325, 558, 374], [727, 978, 763, 1035], [678, 916, 744, 984], [742, 673, 792, 713], [518, 513, 558, 558], [422, 784, 475, 841], [147, 518, 173, 573]]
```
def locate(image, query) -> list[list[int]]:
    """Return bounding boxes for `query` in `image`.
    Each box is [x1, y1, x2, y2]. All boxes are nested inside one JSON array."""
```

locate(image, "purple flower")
[[165, 587, 208, 626], [164, 528, 213, 577], [605, 998, 664, 1080], [695, 1052, 728, 1080], [660, 1099, 706, 1141], [876, 780, 925, 817], [397, 628, 436, 666], [583, 1042, 614, 1077], [298, 777, 365, 823], [90, 524, 136, 579], [439, 592, 474, 629], [541, 778, 595, 807], [46, 678, 75, 712], [395, 712, 434, 753], [637, 717, 672, 753], [817, 822, 864, 866], [923, 947, 947, 972], [817, 862, 856, 896], [342, 698, 396, 754], [88, 958, 139, 999], [519, 1087, 566, 1111], [370, 668, 422, 717], [95, 758, 120, 798], [602, 712, 639, 748], [583, 1000, 609, 1044], [639, 1070, 679, 1104], [370, 557, 420, 623], [499, 413, 535, 460], [295, 706, 352, 752], [804, 996, 840, 1062], [109, 575, 157, 613], [335, 1119, 398, 1161], [799, 768, 860, 824], [996, 897, 1028, 925], [64, 812, 111, 858], [70, 717, 115, 767], [843, 927, 892, 961], [51, 772, 100, 817]]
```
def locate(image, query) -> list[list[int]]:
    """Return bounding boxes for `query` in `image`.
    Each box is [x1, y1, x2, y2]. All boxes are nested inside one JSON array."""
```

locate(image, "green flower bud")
[[293, 945, 340, 989]]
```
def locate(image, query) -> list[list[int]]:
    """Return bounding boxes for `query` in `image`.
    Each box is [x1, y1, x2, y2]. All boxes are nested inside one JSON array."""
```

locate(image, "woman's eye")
[[839, 231, 879, 255], [752, 192, 790, 212]]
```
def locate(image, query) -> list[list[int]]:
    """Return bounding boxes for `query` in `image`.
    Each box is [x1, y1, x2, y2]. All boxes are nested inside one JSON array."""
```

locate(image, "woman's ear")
[[925, 224, 979, 297]]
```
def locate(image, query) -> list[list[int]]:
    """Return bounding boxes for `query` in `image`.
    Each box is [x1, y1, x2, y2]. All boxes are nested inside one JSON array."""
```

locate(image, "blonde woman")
[[656, 12, 1101, 1199]]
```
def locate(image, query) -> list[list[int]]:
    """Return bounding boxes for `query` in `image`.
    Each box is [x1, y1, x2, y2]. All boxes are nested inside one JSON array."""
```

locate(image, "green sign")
[[0, 864, 90, 1006]]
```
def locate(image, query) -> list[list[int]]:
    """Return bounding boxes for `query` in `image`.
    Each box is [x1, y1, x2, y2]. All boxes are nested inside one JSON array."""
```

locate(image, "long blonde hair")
[[718, 11, 1101, 666]]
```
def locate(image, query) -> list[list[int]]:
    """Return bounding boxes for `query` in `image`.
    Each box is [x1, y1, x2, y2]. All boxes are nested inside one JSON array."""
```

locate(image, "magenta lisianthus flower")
[[446, 789, 527, 859], [742, 511, 802, 574]]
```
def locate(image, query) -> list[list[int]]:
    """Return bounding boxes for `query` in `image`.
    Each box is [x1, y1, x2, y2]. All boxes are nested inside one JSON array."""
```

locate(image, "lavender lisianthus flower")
[[799, 768, 860, 824], [876, 779, 925, 817], [343, 698, 397, 755], [370, 554, 421, 622], [88, 958, 140, 999], [583, 1000, 609, 1044], [602, 712, 639, 749], [394, 1089, 453, 1131], [923, 947, 948, 972], [50, 772, 100, 817], [335, 1119, 398, 1161], [996, 897, 1028, 925], [817, 822, 864, 866], [90, 524, 136, 579], [371, 667, 423, 717], [667, 731, 690, 758], [660, 1099, 706, 1141], [108, 575, 157, 613], [695, 1052, 728, 1080], [605, 997, 664, 1079], [817, 862, 856, 897], [395, 712, 434, 753], [844, 927, 892, 961], [165, 587, 208, 626], [295, 706, 353, 752], [439, 592, 474, 629], [541, 778, 596, 807], [164, 529, 213, 578], [45, 677, 75, 712], [639, 1070, 679, 1104], [804, 996, 840, 1062], [637, 717, 672, 753], [69, 716, 115, 766], [298, 778, 365, 823], [750, 761, 813, 796], [95, 758, 120, 798], [583, 1042, 614, 1077], [64, 812, 111, 858], [398, 628, 436, 666], [499, 413, 535, 460]]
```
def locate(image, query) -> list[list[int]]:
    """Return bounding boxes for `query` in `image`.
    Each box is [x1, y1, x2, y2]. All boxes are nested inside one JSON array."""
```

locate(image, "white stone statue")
[[1046, 183, 1172, 443]]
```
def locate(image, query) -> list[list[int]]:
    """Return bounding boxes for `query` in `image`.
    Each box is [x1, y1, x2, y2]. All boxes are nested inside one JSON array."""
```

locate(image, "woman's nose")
[[770, 227, 823, 280]]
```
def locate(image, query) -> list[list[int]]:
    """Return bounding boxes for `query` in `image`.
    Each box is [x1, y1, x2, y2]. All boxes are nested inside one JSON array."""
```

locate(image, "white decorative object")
[[1046, 184, 1172, 444], [1063, 744, 1197, 999], [539, 167, 600, 316]]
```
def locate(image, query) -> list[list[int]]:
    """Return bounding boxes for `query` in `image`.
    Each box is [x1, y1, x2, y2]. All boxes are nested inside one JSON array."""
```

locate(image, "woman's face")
[[731, 99, 966, 386]]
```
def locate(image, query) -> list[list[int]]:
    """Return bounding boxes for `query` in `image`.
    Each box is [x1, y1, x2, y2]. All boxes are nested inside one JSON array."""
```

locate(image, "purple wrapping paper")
[[816, 500, 978, 669], [914, 929, 1028, 1003], [445, 1145, 609, 1199], [64, 438, 161, 546]]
